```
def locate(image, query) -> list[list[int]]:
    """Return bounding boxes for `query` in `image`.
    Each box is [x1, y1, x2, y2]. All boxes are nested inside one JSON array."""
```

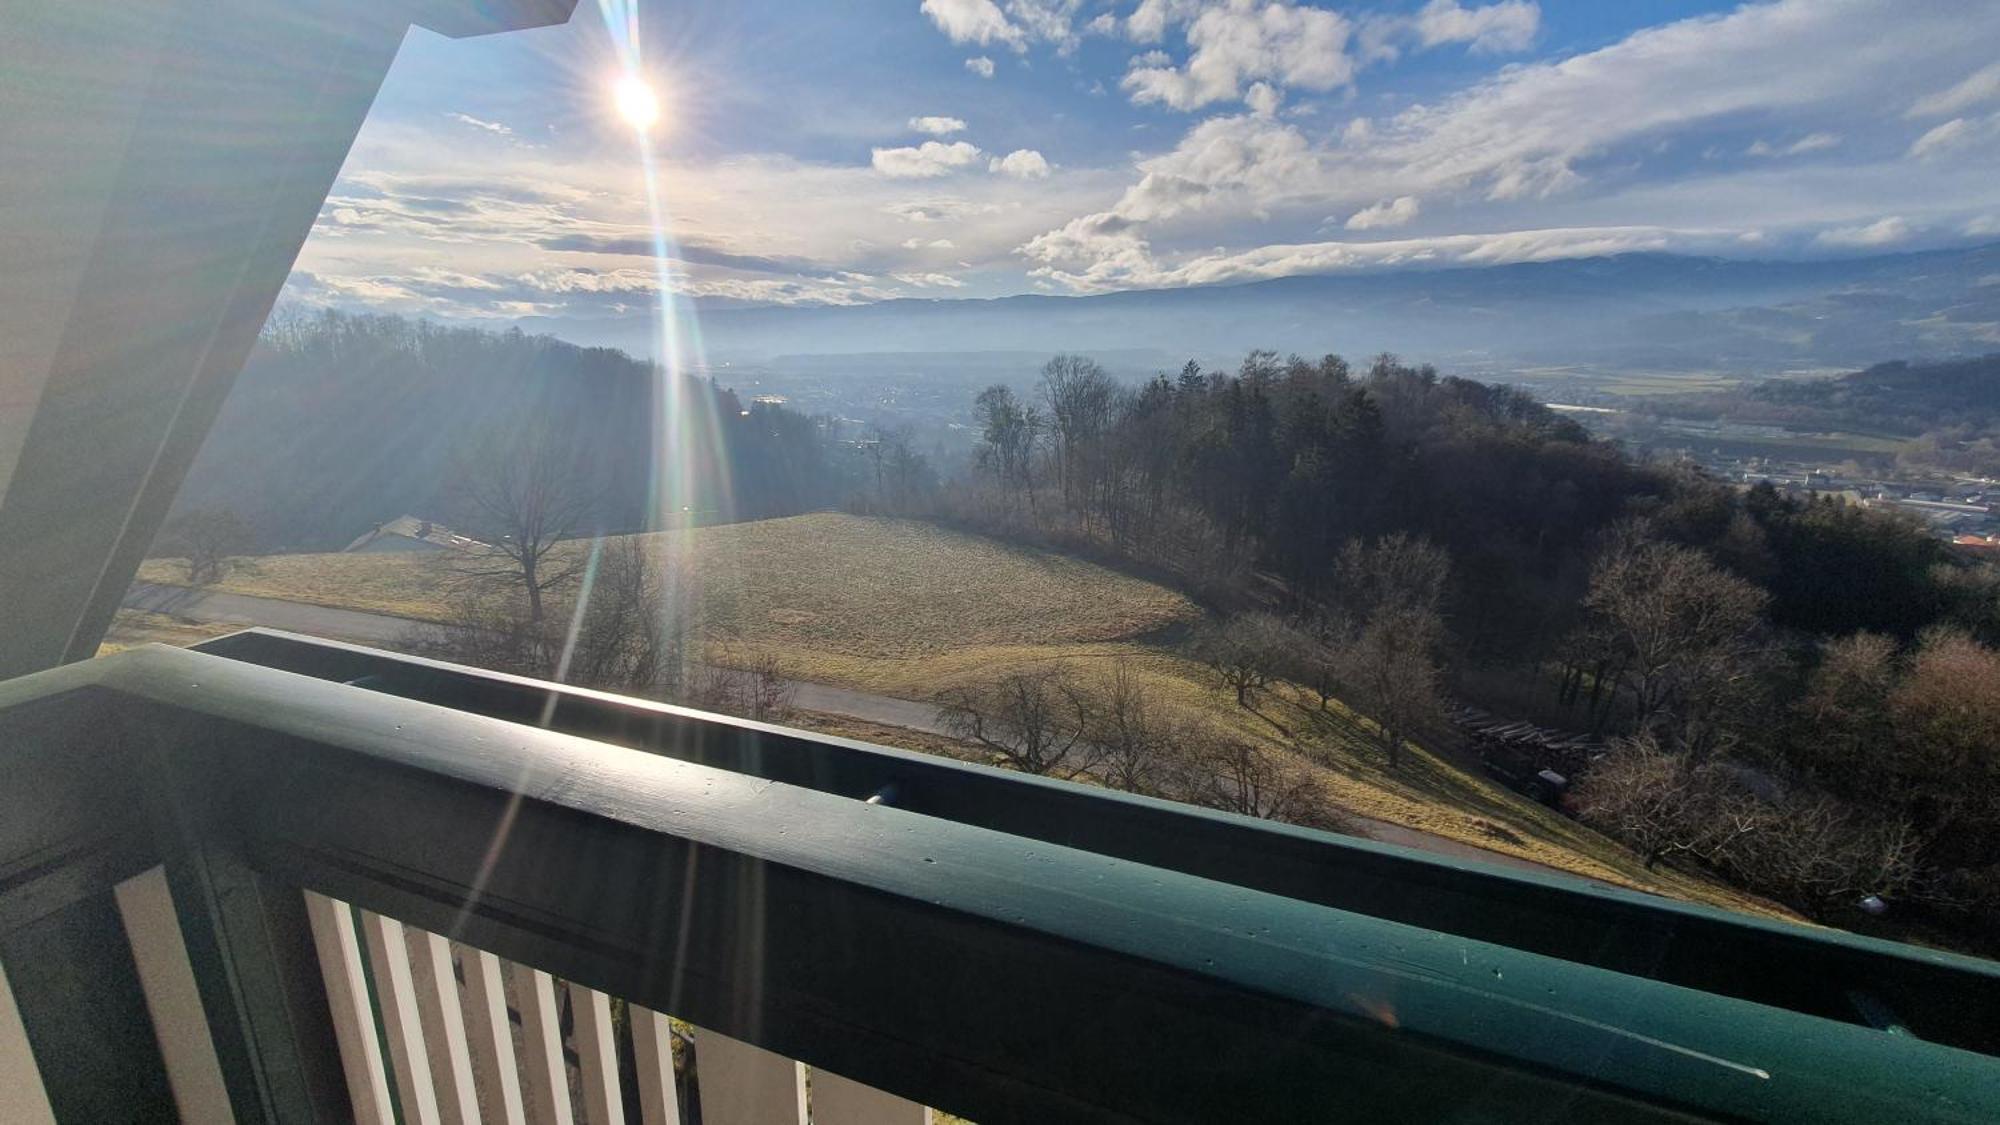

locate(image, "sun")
[[614, 73, 661, 131]]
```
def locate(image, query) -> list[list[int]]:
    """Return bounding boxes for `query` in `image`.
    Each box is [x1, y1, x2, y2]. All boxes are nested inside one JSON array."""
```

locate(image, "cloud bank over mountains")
[[288, 0, 2000, 337]]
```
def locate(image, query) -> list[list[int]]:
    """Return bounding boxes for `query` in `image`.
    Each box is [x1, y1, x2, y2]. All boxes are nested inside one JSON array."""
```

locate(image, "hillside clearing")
[[138, 512, 1786, 917], [136, 513, 1201, 649], [137, 550, 451, 622]]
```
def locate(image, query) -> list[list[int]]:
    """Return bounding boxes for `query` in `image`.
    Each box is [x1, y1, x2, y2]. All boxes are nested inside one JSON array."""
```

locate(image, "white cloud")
[[1022, 223, 1730, 293], [446, 112, 513, 138], [1964, 215, 2000, 236], [990, 148, 1053, 178], [408, 266, 502, 290], [1127, 0, 1205, 44], [1908, 117, 1975, 159], [1360, 1, 1539, 63], [1787, 131, 1842, 154], [1909, 60, 2000, 117], [1414, 1, 1540, 54], [922, 0, 1025, 50], [893, 271, 969, 288], [965, 55, 997, 78], [909, 115, 969, 136], [1748, 131, 1841, 157], [303, 0, 2000, 320], [872, 140, 984, 178], [1346, 195, 1421, 230], [514, 267, 655, 294], [921, 0, 1089, 54], [1122, 0, 1355, 111], [1815, 216, 1912, 248], [1243, 81, 1281, 119], [283, 107, 1142, 329], [1028, 1, 2000, 293], [1006, 0, 1087, 53], [884, 198, 1009, 223], [1017, 112, 1322, 284]]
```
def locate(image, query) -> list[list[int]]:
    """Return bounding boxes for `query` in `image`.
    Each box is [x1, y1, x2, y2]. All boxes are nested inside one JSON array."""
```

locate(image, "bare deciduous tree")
[[1192, 613, 1291, 708], [409, 534, 700, 699], [859, 427, 937, 516], [1177, 732, 1337, 828], [1791, 630, 1898, 792], [1335, 606, 1447, 770], [1885, 627, 2000, 844], [935, 665, 1099, 778], [160, 507, 253, 585], [973, 384, 1042, 508], [1085, 659, 1186, 794], [1318, 534, 1454, 767], [1041, 354, 1117, 508], [1571, 735, 1756, 871], [692, 654, 798, 722], [561, 536, 698, 695], [447, 432, 598, 629], [1737, 795, 1924, 909], [1330, 532, 1450, 625], [1575, 734, 1924, 912], [1578, 526, 1769, 755]]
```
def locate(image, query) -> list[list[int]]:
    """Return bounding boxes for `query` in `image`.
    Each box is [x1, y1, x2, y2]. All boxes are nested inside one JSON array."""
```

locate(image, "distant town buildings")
[[1681, 453, 2000, 542]]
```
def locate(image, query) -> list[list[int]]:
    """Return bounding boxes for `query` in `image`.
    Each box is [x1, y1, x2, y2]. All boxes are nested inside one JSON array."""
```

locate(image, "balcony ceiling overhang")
[[0, 1, 580, 679]]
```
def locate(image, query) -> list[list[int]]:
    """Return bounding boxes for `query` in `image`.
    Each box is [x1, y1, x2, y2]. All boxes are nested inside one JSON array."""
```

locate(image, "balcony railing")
[[2, 629, 1998, 1123]]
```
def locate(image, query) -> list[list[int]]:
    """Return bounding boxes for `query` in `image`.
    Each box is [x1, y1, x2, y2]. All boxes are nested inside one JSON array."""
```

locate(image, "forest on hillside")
[[173, 310, 863, 551], [924, 351, 2000, 949], [163, 314, 2000, 950]]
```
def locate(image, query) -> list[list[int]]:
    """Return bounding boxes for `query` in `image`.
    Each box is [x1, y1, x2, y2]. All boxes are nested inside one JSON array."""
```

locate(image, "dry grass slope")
[[137, 513, 1786, 916], [136, 550, 451, 621]]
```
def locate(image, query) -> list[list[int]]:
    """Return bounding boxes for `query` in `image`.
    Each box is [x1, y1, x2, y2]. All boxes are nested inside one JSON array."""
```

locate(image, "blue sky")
[[288, 0, 2000, 345]]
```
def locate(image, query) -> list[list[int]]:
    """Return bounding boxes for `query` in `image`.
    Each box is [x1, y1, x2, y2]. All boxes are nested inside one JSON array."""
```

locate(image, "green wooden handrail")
[[2, 643, 1998, 1122], [198, 627, 2000, 1053]]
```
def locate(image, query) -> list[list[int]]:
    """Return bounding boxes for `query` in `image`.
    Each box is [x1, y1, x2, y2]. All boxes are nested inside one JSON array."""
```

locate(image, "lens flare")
[[614, 73, 660, 131], [587, 0, 734, 700]]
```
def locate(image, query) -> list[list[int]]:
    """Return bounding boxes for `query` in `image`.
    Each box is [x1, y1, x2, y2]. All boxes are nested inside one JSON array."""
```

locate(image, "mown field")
[[138, 513, 1787, 916]]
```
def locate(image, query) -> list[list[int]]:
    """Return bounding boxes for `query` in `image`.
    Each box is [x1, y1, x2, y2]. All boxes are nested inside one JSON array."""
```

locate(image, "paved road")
[[126, 583, 432, 646], [790, 681, 949, 734], [123, 581, 1604, 884]]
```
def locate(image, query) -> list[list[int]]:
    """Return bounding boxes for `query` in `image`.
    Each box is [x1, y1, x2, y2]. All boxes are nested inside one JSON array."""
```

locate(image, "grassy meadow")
[[137, 512, 1787, 916]]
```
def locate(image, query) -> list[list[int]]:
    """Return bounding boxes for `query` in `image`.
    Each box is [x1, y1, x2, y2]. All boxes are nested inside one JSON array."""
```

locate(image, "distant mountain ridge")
[[1648, 354, 2000, 437], [522, 242, 2000, 376]]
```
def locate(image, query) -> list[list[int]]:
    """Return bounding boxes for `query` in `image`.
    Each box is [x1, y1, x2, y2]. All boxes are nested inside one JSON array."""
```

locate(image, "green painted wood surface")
[[2, 643, 1997, 1123]]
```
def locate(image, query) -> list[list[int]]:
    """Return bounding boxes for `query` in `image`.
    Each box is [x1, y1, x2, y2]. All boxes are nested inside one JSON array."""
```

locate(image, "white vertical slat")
[[302, 891, 395, 1125], [566, 984, 623, 1125], [691, 1027, 805, 1125], [461, 948, 526, 1125], [405, 927, 481, 1125], [506, 962, 574, 1125], [0, 955, 56, 1125], [810, 1068, 933, 1125], [628, 1007, 680, 1125], [112, 866, 234, 1124], [357, 910, 442, 1125]]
